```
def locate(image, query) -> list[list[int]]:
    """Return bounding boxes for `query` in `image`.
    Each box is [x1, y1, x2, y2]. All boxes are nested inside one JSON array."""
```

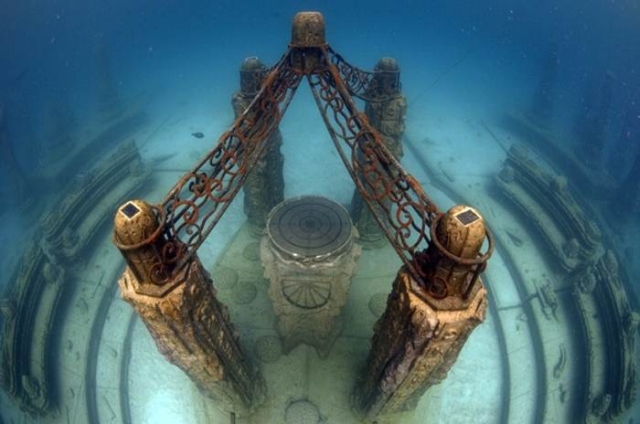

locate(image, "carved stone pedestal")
[[260, 196, 361, 358]]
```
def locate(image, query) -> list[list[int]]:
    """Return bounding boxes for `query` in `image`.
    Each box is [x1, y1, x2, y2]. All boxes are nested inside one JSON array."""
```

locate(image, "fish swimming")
[[191, 132, 204, 139]]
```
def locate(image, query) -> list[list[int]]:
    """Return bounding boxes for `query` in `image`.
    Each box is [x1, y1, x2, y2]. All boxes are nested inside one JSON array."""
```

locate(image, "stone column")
[[354, 205, 491, 418], [113, 200, 264, 415], [352, 57, 407, 247], [232, 57, 285, 233]]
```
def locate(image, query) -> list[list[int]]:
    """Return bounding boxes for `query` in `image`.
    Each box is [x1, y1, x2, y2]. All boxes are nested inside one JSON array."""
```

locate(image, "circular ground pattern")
[[267, 196, 352, 258], [212, 266, 238, 290], [368, 292, 388, 318], [284, 399, 322, 424], [282, 279, 331, 309], [232, 281, 257, 304], [242, 242, 261, 262], [254, 335, 283, 363]]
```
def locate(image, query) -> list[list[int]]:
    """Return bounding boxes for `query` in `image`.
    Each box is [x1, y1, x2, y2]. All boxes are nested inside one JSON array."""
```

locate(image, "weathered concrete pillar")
[[232, 57, 285, 233], [113, 200, 264, 415], [352, 57, 407, 247], [354, 205, 491, 418]]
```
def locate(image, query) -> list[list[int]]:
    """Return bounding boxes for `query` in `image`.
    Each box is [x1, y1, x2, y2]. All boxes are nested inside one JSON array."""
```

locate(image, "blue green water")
[[1, 1, 639, 423]]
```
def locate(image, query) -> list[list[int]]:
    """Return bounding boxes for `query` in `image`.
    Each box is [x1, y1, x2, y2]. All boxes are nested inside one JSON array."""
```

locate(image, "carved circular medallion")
[[267, 196, 352, 259], [368, 292, 388, 318], [284, 399, 321, 424], [254, 335, 283, 363], [242, 242, 261, 262], [232, 281, 257, 304], [212, 266, 238, 290], [282, 279, 331, 309]]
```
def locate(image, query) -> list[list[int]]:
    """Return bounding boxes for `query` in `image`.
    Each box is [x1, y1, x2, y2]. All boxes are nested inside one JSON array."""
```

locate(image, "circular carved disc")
[[267, 196, 352, 259], [282, 279, 331, 309]]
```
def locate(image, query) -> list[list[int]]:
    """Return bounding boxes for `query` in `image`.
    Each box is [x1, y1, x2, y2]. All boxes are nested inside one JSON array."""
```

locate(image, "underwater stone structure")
[[496, 145, 601, 272], [260, 196, 361, 358], [232, 57, 285, 233], [354, 205, 491, 418], [501, 110, 617, 200], [570, 250, 638, 423], [0, 241, 65, 415], [113, 200, 265, 415], [352, 57, 407, 247], [110, 11, 493, 421], [40, 140, 150, 264]]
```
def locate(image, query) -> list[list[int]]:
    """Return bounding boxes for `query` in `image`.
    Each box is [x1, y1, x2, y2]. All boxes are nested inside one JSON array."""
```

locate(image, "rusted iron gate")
[[155, 13, 442, 288]]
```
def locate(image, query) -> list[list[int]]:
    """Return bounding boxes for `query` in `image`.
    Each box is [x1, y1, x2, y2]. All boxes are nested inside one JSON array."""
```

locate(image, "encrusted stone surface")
[[570, 250, 638, 422], [119, 259, 265, 415], [0, 241, 65, 415], [355, 267, 487, 417], [496, 145, 602, 272], [41, 140, 150, 263]]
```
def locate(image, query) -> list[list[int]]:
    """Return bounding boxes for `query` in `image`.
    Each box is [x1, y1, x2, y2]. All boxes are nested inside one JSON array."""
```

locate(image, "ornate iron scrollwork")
[[158, 36, 440, 287]]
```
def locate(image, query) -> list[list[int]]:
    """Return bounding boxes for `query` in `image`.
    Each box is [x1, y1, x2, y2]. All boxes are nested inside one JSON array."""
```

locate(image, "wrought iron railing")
[[156, 43, 440, 286]]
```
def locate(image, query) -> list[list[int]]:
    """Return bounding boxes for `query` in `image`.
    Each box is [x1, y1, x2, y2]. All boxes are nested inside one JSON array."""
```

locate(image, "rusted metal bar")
[[305, 46, 440, 285], [152, 13, 441, 286], [159, 54, 301, 273]]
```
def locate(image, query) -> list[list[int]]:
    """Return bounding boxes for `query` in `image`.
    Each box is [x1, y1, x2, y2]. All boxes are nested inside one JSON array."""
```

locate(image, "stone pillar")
[[232, 57, 285, 233], [354, 205, 491, 418], [113, 200, 264, 415], [352, 57, 407, 247], [260, 196, 361, 358]]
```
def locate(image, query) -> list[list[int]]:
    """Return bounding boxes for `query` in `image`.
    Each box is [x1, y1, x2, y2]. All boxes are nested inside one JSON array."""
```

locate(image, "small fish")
[[191, 131, 204, 139]]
